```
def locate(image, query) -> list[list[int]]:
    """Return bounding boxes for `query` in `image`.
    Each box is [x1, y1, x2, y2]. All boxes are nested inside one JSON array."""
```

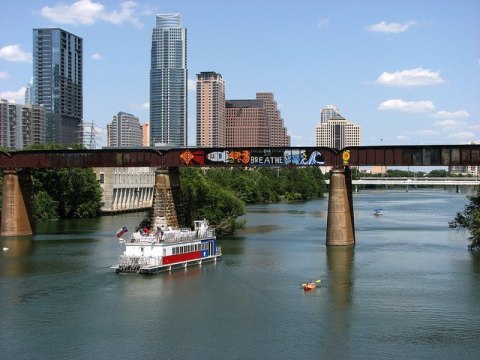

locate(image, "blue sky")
[[0, 0, 479, 147]]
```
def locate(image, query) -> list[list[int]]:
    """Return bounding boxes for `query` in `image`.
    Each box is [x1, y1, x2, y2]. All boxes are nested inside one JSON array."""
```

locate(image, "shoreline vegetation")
[[449, 186, 480, 250], [180, 167, 326, 235]]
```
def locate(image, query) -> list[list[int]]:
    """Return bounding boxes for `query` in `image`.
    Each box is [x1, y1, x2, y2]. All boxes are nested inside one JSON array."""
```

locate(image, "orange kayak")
[[303, 282, 317, 291]]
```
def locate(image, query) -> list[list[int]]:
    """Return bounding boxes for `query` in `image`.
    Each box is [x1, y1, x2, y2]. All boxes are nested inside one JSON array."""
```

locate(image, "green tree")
[[181, 168, 245, 235], [449, 186, 480, 250], [32, 168, 102, 219]]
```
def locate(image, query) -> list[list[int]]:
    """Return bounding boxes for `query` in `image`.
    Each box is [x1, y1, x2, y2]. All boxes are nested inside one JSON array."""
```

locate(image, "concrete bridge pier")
[[1, 169, 35, 236], [326, 166, 355, 246], [151, 168, 184, 228]]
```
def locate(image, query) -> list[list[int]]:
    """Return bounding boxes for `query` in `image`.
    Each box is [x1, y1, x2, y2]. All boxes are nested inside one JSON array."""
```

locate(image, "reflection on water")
[[327, 245, 354, 310], [237, 224, 282, 234], [0, 236, 35, 277]]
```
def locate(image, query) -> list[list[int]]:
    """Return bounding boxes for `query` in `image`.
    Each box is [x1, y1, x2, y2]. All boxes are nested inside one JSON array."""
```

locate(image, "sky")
[[0, 0, 479, 148]]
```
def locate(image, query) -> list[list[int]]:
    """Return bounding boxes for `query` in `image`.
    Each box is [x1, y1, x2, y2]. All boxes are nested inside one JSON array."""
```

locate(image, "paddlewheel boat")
[[112, 220, 221, 274]]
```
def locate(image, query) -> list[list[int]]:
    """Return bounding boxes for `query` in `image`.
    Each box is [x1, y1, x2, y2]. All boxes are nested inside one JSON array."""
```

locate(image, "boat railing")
[[118, 255, 162, 268]]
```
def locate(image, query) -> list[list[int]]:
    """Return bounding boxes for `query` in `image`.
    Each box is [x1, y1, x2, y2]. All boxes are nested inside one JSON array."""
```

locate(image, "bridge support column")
[[326, 167, 355, 246], [1, 170, 35, 236], [151, 168, 184, 228]]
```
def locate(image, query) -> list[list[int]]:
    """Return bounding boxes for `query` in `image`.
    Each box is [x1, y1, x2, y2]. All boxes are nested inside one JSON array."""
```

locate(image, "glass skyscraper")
[[150, 13, 187, 147], [33, 28, 83, 145]]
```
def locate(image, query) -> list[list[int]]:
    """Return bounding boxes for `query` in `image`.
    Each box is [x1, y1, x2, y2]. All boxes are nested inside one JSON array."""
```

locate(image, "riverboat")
[[112, 220, 221, 274]]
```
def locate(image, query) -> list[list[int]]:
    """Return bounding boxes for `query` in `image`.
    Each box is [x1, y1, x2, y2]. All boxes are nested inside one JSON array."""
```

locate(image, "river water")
[[1, 189, 480, 359]]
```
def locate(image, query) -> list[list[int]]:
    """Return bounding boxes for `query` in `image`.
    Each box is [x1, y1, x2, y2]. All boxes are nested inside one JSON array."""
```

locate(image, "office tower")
[[33, 28, 83, 145], [25, 78, 34, 105], [225, 99, 269, 147], [196, 71, 225, 147], [256, 92, 290, 146], [150, 13, 187, 147], [107, 112, 142, 147], [141, 123, 150, 146], [315, 105, 360, 149], [0, 99, 46, 149], [320, 104, 341, 123], [225, 93, 290, 147]]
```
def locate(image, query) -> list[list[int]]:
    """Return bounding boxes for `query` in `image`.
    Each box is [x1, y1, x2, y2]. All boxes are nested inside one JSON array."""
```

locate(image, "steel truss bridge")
[[0, 144, 479, 168]]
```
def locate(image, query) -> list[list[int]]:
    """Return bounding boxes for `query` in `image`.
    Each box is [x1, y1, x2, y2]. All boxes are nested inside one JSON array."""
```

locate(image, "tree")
[[180, 168, 245, 235], [32, 168, 102, 219], [449, 186, 480, 250]]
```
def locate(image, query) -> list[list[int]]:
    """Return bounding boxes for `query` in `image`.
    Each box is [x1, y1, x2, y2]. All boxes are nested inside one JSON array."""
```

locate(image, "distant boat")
[[373, 209, 383, 216]]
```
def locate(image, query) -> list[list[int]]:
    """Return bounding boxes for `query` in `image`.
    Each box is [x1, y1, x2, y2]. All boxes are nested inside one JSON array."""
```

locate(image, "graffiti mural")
[[180, 148, 326, 167], [205, 150, 250, 165], [284, 149, 324, 165], [180, 150, 205, 165], [249, 149, 285, 166]]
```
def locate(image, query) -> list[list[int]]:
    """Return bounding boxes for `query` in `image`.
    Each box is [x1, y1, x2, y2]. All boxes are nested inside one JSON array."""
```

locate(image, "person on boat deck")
[[154, 226, 164, 242]]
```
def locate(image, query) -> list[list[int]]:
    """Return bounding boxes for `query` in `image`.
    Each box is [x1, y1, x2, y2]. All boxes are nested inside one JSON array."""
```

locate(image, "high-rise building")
[[141, 123, 150, 146], [225, 93, 290, 147], [0, 99, 46, 149], [150, 13, 187, 147], [33, 28, 83, 145], [196, 71, 225, 147], [225, 99, 269, 147], [107, 112, 142, 147], [320, 104, 341, 124], [256, 92, 290, 146], [315, 105, 360, 149], [24, 78, 34, 105]]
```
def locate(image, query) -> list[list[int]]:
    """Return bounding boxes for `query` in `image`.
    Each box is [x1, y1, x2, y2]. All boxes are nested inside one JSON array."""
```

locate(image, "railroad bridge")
[[1, 144, 479, 245]]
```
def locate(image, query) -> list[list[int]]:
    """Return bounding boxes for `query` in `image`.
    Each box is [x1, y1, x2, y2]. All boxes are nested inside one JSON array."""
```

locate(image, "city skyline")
[[0, 0, 479, 147]]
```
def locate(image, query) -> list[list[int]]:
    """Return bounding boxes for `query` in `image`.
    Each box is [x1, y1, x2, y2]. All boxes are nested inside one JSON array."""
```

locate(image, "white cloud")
[[0, 45, 32, 62], [188, 79, 196, 92], [40, 0, 144, 28], [131, 101, 149, 110], [433, 119, 463, 128], [377, 68, 445, 86], [448, 131, 476, 141], [378, 99, 435, 113], [0, 71, 8, 79], [91, 53, 104, 60], [0, 87, 26, 103], [431, 110, 469, 118], [396, 135, 410, 140], [317, 18, 330, 28], [414, 129, 438, 136], [368, 20, 416, 33]]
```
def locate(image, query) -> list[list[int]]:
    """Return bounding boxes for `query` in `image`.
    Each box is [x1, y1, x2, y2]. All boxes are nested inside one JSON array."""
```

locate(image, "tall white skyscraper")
[[316, 105, 360, 149], [150, 13, 187, 147]]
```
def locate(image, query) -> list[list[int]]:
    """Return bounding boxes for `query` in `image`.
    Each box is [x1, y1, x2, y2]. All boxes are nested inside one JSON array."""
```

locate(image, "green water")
[[1, 189, 479, 359]]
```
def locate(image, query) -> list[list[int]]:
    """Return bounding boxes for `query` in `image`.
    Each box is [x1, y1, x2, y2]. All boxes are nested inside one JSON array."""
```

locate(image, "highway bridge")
[[325, 177, 480, 186]]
